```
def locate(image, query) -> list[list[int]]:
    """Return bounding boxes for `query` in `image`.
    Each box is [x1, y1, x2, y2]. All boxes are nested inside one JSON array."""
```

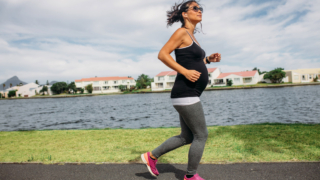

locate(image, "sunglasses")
[[188, 6, 203, 13]]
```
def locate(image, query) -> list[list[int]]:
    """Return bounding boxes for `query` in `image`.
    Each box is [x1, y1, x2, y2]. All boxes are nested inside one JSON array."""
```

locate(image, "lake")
[[0, 85, 319, 131]]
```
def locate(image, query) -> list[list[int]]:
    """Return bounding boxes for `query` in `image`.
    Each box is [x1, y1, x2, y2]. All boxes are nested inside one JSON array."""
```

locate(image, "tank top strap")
[[185, 30, 195, 42]]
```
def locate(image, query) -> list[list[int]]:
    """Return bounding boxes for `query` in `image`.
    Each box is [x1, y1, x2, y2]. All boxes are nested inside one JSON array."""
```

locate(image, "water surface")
[[0, 86, 319, 131]]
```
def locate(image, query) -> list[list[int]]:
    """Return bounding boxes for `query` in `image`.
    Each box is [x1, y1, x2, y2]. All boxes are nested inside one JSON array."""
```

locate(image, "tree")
[[253, 67, 262, 75], [67, 82, 77, 94], [50, 82, 68, 94], [46, 80, 49, 85], [80, 88, 84, 94], [263, 67, 286, 83], [136, 74, 152, 89], [86, 84, 93, 93], [227, 79, 233, 86], [2, 84, 5, 90], [10, 83, 12, 88], [35, 80, 39, 85], [40, 86, 48, 95]]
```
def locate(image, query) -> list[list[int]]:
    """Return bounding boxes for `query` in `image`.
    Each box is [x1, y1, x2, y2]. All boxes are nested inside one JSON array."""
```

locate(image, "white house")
[[75, 76, 136, 94], [151, 68, 220, 91], [214, 70, 260, 86], [11, 83, 45, 97]]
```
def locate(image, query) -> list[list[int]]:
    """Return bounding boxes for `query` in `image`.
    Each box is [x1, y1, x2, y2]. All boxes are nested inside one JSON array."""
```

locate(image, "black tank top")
[[171, 30, 208, 98]]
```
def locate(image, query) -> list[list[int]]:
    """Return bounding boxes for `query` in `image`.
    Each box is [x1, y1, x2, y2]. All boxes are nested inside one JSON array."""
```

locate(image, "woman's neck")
[[184, 20, 197, 34]]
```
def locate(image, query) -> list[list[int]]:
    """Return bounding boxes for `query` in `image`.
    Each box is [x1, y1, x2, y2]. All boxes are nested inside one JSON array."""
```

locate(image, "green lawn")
[[0, 123, 319, 164]]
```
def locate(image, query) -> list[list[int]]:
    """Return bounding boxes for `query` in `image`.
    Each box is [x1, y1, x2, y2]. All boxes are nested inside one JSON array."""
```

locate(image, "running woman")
[[141, 1, 221, 179]]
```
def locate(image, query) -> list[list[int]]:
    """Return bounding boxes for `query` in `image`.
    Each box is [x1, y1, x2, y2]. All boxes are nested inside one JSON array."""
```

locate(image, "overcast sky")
[[1, 0, 319, 84]]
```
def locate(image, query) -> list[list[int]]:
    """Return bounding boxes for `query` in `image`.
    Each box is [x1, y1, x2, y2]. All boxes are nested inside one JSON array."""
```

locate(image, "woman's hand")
[[209, 53, 221, 63], [183, 70, 202, 82]]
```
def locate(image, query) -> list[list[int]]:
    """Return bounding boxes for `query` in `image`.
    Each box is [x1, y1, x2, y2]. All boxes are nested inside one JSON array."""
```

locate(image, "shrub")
[[18, 94, 21, 97], [314, 76, 319, 82], [118, 85, 126, 92], [227, 80, 233, 86], [8, 90, 17, 97], [86, 84, 93, 93], [0, 93, 2, 98], [80, 88, 84, 94]]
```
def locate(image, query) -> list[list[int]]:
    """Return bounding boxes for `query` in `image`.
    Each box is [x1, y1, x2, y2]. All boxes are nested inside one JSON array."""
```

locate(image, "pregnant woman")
[[141, 1, 221, 179]]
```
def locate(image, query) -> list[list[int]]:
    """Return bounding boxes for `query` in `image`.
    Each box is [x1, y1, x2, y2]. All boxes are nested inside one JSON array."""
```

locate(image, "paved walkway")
[[0, 162, 319, 180]]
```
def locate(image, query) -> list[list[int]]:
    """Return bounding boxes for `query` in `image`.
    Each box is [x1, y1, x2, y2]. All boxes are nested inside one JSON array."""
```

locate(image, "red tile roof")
[[216, 70, 258, 79], [208, 68, 217, 73], [75, 76, 134, 82], [156, 68, 218, 77], [155, 71, 172, 77]]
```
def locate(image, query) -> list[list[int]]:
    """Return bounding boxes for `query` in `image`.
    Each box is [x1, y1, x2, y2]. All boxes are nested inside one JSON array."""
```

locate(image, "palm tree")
[[3, 84, 5, 90], [10, 83, 12, 88]]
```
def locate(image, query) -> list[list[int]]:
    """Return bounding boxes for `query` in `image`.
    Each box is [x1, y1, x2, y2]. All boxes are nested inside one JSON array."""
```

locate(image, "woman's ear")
[[183, 12, 188, 17]]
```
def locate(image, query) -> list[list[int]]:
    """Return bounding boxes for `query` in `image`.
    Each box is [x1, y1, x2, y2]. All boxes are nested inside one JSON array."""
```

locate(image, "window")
[[169, 75, 176, 80], [234, 78, 240, 83], [294, 75, 299, 80], [309, 75, 312, 79], [93, 87, 100, 91], [83, 82, 91, 86], [93, 81, 99, 85], [114, 86, 119, 89], [130, 80, 134, 83], [104, 81, 108, 84], [122, 80, 127, 83], [214, 79, 224, 84], [114, 81, 117, 84], [243, 78, 252, 83], [158, 76, 164, 81], [302, 75, 306, 80], [103, 86, 109, 90]]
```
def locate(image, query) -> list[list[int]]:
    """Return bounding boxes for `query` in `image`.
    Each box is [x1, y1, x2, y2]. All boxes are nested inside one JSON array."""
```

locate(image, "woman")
[[141, 1, 221, 179]]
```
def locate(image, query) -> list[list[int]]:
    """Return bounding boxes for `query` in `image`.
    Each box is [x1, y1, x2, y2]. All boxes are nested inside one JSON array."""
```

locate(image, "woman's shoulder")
[[171, 28, 188, 38]]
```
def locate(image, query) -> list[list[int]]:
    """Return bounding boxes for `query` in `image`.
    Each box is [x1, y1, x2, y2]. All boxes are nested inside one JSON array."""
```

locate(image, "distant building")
[[1, 83, 46, 98], [151, 68, 220, 91], [284, 68, 320, 83], [75, 76, 136, 94], [214, 70, 260, 86]]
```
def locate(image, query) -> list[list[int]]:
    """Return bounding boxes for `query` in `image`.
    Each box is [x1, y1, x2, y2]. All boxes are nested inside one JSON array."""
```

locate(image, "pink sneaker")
[[184, 174, 205, 180], [141, 152, 159, 177]]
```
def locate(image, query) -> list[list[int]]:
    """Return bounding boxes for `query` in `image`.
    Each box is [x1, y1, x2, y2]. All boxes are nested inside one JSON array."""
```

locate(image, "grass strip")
[[0, 123, 319, 164]]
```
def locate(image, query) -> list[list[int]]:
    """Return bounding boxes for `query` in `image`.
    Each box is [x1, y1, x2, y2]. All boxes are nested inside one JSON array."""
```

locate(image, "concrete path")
[[0, 162, 319, 180]]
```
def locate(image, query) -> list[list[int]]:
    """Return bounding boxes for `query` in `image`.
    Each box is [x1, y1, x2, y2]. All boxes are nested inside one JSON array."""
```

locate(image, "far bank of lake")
[[1, 82, 320, 100]]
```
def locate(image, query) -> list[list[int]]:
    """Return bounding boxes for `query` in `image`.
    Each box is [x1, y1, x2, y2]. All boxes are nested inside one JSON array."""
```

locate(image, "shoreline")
[[1, 82, 319, 100]]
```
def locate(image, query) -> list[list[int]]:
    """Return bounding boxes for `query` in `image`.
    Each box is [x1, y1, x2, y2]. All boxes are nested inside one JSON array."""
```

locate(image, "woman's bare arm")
[[158, 28, 201, 82]]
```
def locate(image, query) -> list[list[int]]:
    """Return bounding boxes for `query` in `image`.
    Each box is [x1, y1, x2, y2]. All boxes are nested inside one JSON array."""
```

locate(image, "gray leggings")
[[151, 101, 208, 175]]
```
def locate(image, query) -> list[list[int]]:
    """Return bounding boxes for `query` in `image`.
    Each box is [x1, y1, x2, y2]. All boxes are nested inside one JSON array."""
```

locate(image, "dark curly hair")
[[167, 0, 203, 34]]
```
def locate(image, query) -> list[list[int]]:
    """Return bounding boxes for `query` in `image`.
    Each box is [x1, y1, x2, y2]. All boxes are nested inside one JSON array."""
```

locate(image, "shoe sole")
[[141, 153, 158, 177]]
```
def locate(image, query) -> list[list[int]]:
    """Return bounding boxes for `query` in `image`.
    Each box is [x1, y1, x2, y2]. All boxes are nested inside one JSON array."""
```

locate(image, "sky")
[[0, 0, 319, 84]]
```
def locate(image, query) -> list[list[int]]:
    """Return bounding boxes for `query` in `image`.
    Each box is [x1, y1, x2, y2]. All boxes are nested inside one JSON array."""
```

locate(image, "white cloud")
[[0, 0, 319, 83]]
